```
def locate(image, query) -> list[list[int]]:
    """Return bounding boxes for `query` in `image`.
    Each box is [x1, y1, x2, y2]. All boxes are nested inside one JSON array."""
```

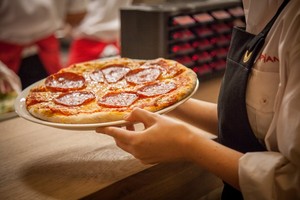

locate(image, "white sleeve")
[[239, 16, 300, 200], [239, 151, 300, 200]]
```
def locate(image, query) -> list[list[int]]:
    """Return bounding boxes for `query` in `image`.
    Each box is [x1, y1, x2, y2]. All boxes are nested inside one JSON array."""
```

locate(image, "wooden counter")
[[0, 78, 223, 200], [0, 117, 222, 200]]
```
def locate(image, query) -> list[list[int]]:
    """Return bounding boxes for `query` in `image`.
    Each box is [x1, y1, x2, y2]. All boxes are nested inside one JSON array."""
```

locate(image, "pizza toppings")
[[125, 67, 161, 84], [45, 72, 86, 92], [88, 70, 105, 83], [54, 91, 95, 107], [26, 92, 54, 106], [137, 82, 177, 97], [101, 65, 130, 83], [98, 92, 138, 108], [25, 58, 197, 124], [145, 59, 184, 78]]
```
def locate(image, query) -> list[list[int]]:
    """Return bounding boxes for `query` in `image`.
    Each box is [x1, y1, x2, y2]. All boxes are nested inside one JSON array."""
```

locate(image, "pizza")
[[25, 57, 197, 124]]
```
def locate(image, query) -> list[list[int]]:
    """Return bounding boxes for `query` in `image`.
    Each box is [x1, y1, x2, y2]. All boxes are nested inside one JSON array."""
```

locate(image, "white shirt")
[[0, 0, 86, 44], [240, 0, 300, 199], [72, 0, 132, 42]]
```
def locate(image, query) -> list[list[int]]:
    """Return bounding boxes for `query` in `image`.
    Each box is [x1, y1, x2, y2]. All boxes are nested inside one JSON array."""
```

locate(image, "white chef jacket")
[[240, 0, 300, 199], [72, 0, 132, 42], [0, 0, 86, 44]]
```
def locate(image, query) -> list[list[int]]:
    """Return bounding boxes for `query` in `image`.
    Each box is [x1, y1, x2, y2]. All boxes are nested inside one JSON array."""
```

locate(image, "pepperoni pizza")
[[25, 58, 197, 124]]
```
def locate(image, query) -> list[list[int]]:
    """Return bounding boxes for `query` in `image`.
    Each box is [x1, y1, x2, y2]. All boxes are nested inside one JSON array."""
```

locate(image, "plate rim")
[[14, 79, 199, 130]]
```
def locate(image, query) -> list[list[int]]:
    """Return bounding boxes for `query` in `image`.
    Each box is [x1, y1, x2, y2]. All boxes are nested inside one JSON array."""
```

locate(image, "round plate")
[[15, 79, 199, 130]]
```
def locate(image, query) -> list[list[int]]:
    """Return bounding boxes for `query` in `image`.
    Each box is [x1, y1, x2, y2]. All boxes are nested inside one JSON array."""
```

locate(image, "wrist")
[[178, 125, 202, 162], [181, 125, 217, 163]]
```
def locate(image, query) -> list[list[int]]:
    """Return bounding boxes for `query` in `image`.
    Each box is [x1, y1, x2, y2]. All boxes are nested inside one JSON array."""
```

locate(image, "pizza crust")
[[28, 106, 129, 123]]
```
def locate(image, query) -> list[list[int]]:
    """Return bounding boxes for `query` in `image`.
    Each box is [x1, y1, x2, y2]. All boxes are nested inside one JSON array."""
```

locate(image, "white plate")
[[15, 79, 199, 130]]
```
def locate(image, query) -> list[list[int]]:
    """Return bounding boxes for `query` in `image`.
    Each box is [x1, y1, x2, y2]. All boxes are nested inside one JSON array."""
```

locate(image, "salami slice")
[[54, 91, 95, 107], [101, 66, 130, 83], [26, 92, 54, 106], [125, 67, 161, 84], [89, 70, 105, 83], [45, 72, 86, 92], [98, 92, 138, 108], [137, 82, 177, 97], [142, 59, 184, 78]]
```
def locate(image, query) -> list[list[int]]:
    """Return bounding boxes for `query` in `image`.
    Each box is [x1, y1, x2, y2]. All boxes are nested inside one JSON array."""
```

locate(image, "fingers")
[[96, 126, 138, 156], [96, 126, 134, 144], [125, 123, 135, 131], [125, 108, 157, 128]]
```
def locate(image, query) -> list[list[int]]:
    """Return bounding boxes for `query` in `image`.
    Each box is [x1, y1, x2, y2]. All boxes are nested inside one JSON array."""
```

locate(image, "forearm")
[[183, 130, 243, 190], [168, 98, 218, 135]]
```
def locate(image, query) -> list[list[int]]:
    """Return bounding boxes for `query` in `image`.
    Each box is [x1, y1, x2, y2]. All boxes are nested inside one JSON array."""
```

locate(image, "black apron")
[[217, 1, 290, 199]]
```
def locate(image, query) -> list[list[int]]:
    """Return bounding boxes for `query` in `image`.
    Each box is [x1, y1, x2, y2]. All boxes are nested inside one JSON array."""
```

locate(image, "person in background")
[[0, 61, 21, 114], [96, 0, 300, 199], [0, 0, 86, 89], [66, 0, 132, 66]]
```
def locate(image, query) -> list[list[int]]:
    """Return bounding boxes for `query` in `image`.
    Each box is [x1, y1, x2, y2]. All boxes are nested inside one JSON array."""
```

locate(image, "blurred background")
[[0, 0, 244, 117]]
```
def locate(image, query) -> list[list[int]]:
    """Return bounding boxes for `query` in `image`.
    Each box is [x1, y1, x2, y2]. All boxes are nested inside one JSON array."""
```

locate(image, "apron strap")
[[243, 0, 290, 66]]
